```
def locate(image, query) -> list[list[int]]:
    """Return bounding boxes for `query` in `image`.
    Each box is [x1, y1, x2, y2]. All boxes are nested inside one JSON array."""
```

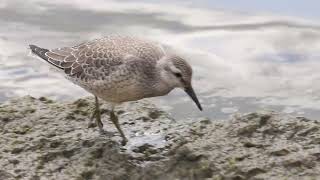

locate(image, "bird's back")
[[93, 36, 165, 61]]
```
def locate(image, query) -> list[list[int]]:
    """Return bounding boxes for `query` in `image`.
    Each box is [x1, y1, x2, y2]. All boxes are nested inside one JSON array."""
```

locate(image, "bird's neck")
[[152, 57, 175, 96]]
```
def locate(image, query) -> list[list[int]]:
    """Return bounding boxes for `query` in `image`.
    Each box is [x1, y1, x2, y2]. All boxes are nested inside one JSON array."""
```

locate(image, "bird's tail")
[[29, 44, 50, 61], [29, 44, 63, 70]]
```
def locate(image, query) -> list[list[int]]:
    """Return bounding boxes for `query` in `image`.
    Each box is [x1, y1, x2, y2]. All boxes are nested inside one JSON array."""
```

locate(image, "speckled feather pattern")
[[32, 36, 169, 102]]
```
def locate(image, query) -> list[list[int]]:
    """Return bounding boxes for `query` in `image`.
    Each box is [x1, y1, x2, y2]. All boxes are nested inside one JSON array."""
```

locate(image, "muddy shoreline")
[[0, 96, 319, 180]]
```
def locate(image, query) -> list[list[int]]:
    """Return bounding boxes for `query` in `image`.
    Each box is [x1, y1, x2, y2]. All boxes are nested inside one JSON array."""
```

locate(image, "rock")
[[270, 148, 290, 156], [0, 170, 15, 180], [0, 96, 319, 179]]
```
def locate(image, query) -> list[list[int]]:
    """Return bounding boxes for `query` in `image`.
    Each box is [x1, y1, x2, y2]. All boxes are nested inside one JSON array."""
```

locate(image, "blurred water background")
[[1, 0, 320, 120]]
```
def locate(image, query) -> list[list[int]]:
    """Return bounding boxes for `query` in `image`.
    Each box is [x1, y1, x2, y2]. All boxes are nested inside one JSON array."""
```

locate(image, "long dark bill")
[[184, 86, 203, 111]]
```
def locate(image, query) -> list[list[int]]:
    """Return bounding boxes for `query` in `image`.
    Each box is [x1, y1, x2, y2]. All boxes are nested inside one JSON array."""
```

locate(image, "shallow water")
[[1, 0, 320, 120]]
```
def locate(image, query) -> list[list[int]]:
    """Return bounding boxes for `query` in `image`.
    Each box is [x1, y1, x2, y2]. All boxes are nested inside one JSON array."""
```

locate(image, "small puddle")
[[124, 133, 167, 154]]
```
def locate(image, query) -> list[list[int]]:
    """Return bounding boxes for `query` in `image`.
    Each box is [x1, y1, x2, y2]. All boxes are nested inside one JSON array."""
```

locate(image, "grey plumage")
[[30, 36, 167, 102], [29, 35, 202, 145]]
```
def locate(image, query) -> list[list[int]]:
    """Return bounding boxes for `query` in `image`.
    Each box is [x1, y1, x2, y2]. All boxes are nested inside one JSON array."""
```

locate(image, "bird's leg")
[[95, 96, 105, 133], [110, 106, 128, 145], [88, 107, 97, 127], [88, 96, 105, 134]]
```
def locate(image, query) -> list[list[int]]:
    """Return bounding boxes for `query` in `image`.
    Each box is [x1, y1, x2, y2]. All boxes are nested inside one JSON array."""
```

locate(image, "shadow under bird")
[[29, 36, 202, 145]]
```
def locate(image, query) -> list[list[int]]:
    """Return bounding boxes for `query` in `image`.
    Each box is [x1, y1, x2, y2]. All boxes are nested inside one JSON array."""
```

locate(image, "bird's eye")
[[174, 72, 182, 78]]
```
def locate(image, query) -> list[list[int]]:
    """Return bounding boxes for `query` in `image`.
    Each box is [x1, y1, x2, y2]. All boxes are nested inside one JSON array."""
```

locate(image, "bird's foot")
[[99, 128, 107, 135], [97, 127, 128, 146], [87, 121, 97, 128], [121, 138, 128, 146], [98, 128, 117, 137]]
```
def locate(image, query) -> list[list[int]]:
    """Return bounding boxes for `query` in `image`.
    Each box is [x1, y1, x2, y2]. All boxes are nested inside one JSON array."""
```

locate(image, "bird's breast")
[[90, 75, 155, 102]]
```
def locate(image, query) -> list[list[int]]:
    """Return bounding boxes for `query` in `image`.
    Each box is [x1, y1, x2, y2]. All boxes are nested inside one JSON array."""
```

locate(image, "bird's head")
[[157, 55, 202, 111]]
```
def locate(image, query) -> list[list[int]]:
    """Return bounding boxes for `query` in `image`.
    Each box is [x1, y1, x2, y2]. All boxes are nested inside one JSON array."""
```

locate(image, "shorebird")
[[29, 35, 202, 145]]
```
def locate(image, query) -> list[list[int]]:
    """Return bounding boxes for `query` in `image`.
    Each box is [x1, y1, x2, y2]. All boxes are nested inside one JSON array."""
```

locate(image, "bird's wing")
[[30, 36, 165, 82], [43, 41, 125, 81]]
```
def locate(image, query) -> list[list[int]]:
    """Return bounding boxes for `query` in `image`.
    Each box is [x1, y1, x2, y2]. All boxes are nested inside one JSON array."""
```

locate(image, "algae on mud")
[[0, 96, 319, 180]]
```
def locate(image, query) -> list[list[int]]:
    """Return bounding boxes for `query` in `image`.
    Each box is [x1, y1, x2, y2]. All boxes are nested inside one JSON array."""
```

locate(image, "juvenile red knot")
[[29, 35, 202, 145]]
